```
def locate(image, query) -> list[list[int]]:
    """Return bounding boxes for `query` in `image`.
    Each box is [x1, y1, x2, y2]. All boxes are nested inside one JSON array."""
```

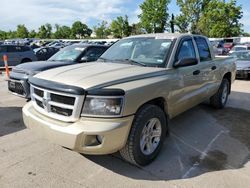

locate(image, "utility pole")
[[170, 14, 175, 33]]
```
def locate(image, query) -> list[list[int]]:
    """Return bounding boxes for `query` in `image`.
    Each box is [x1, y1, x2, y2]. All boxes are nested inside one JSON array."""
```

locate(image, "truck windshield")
[[100, 37, 173, 67], [48, 45, 85, 62]]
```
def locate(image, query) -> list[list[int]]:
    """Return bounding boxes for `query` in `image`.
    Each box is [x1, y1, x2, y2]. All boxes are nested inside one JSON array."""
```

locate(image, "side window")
[[194, 37, 211, 61], [7, 46, 22, 53], [21, 46, 31, 52], [176, 39, 196, 61], [0, 46, 7, 53], [85, 47, 107, 59]]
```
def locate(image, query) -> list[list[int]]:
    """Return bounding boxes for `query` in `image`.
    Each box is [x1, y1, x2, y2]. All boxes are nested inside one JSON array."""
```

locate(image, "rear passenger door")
[[194, 37, 218, 97], [7, 46, 22, 66]]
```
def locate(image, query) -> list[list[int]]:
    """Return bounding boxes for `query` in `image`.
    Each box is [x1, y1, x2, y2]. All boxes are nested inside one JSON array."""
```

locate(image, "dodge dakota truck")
[[23, 33, 236, 166]]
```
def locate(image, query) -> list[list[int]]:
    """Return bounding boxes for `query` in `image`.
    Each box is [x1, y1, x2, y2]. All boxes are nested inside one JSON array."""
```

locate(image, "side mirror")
[[80, 56, 90, 62], [174, 58, 198, 68]]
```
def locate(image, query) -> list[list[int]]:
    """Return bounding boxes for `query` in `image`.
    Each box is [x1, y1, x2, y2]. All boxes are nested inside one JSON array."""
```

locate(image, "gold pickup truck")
[[23, 33, 236, 166]]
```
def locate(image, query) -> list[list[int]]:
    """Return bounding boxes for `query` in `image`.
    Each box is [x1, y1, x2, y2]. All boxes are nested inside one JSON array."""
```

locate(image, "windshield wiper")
[[116, 59, 147, 67]]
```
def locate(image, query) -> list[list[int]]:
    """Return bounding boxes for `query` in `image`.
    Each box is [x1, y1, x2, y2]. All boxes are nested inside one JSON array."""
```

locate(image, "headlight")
[[81, 96, 124, 117]]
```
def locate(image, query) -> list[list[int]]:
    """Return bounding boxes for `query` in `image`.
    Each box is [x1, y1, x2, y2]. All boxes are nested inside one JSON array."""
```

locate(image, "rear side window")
[[21, 46, 31, 52], [176, 39, 196, 61], [0, 46, 7, 53], [7, 46, 22, 52], [194, 37, 211, 61]]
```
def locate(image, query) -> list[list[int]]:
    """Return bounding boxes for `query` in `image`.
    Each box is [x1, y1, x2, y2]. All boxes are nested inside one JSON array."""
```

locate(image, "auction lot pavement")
[[0, 75, 250, 188]]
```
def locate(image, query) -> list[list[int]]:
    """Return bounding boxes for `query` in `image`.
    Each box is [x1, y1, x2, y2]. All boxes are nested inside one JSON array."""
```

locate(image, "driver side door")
[[169, 37, 205, 117]]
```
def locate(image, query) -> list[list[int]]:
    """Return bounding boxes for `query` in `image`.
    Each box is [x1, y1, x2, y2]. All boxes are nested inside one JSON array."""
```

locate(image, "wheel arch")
[[223, 72, 232, 94], [135, 97, 169, 121]]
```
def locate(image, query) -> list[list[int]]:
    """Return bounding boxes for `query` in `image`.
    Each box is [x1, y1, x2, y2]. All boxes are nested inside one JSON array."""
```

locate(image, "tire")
[[119, 104, 167, 166], [21, 58, 32, 63], [210, 78, 230, 109]]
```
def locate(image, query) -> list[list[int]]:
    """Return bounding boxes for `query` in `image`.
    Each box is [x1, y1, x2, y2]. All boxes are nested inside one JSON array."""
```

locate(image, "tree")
[[29, 30, 37, 38], [138, 0, 170, 33], [53, 24, 71, 39], [37, 23, 52, 39], [93, 21, 111, 39], [110, 15, 131, 38], [16, 24, 29, 38], [130, 23, 145, 35], [0, 30, 7, 40], [174, 14, 189, 33], [198, 0, 243, 37], [71, 21, 92, 38], [176, 0, 209, 34]]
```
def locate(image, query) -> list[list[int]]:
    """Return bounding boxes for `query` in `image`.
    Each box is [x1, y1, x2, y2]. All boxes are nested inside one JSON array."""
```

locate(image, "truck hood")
[[236, 60, 250, 70], [13, 60, 73, 74], [35, 62, 167, 90]]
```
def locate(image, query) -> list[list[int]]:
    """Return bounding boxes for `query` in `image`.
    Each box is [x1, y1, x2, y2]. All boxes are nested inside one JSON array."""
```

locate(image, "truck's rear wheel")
[[210, 78, 229, 109], [119, 104, 167, 166]]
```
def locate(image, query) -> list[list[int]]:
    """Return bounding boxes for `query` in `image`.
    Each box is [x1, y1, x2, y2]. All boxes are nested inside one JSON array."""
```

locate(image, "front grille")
[[34, 88, 44, 97], [51, 106, 73, 116], [51, 93, 75, 105], [30, 85, 84, 122], [8, 80, 25, 96]]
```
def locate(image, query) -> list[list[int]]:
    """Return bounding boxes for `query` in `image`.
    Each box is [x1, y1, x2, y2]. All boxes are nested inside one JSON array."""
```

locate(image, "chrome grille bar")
[[30, 84, 84, 122]]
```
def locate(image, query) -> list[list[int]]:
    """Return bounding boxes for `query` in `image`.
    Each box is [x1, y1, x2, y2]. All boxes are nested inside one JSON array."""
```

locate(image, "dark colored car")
[[229, 50, 250, 79], [0, 45, 37, 67], [34, 47, 59, 61], [8, 44, 109, 98]]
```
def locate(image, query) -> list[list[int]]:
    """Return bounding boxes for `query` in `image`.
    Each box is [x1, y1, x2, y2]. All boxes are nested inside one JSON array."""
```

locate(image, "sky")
[[0, 0, 249, 32]]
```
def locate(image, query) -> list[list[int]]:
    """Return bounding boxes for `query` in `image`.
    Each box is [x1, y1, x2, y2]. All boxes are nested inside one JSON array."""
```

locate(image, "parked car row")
[[8, 44, 109, 98], [0, 38, 116, 68], [5, 33, 237, 166]]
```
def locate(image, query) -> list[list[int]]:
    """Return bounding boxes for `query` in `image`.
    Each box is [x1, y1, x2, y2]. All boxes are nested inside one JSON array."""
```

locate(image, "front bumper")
[[236, 70, 250, 79], [23, 102, 134, 155]]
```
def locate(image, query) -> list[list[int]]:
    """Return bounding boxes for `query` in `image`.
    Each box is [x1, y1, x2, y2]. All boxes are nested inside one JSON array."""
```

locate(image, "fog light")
[[96, 135, 104, 144]]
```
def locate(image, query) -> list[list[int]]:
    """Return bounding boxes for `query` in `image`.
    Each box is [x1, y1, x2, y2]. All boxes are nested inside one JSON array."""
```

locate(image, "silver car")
[[0, 45, 37, 67]]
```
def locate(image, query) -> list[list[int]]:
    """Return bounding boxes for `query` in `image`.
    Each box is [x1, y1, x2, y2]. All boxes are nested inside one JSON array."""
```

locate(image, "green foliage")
[[16, 24, 29, 38], [28, 30, 37, 38], [0, 1, 245, 40], [71, 21, 92, 38], [176, 0, 209, 34], [37, 23, 52, 39], [139, 0, 170, 33], [53, 24, 72, 39], [130, 23, 145, 35], [0, 30, 7, 40], [198, 0, 243, 37], [93, 21, 111, 39], [110, 15, 131, 38]]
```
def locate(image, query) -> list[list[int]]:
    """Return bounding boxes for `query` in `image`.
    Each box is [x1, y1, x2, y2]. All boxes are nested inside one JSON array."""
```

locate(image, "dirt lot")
[[0, 75, 250, 188]]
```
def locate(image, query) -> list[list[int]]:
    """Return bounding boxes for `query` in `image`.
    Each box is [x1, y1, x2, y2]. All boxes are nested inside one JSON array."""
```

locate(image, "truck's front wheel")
[[120, 104, 167, 166], [210, 78, 229, 109]]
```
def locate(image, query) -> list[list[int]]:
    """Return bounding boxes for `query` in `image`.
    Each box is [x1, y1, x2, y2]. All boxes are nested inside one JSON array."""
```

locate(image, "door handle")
[[211, 66, 217, 70], [193, 70, 200, 75]]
